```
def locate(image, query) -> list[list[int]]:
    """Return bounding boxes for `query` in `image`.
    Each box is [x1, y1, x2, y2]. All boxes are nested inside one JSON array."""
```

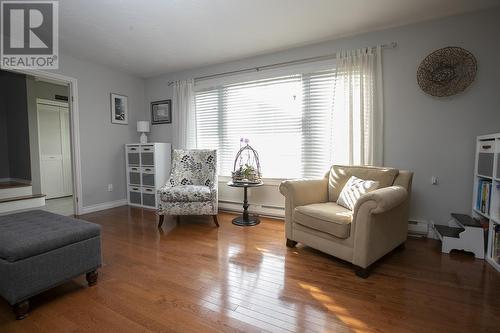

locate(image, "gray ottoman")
[[0, 210, 101, 319]]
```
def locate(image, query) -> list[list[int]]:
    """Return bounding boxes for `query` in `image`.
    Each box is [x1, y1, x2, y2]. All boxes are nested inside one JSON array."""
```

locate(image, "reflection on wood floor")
[[1, 206, 499, 332], [43, 196, 74, 216]]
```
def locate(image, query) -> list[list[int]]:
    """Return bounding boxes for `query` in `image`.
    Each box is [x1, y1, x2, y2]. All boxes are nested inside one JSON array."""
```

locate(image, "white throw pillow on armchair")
[[336, 176, 379, 210]]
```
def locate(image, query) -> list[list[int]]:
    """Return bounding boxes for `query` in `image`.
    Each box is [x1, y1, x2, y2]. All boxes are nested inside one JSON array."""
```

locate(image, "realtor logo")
[[1, 0, 58, 69]]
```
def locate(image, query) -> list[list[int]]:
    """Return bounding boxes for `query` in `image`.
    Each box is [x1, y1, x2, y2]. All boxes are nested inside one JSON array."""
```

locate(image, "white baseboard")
[[81, 199, 128, 215]]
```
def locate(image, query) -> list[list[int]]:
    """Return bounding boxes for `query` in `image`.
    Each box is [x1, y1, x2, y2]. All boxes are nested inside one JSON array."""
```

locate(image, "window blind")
[[195, 70, 338, 179]]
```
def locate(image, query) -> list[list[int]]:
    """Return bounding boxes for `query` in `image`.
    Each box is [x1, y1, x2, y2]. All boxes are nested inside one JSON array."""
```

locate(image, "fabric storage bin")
[[497, 154, 500, 179], [141, 146, 154, 165], [129, 186, 142, 205], [128, 167, 141, 185], [478, 153, 493, 177], [142, 173, 155, 187], [127, 146, 140, 165], [478, 141, 494, 177], [141, 187, 156, 207], [142, 167, 155, 186]]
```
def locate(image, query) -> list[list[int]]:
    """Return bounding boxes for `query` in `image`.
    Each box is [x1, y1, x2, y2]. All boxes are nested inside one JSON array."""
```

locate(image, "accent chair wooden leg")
[[86, 270, 98, 286], [13, 300, 29, 320], [212, 215, 219, 227], [354, 266, 370, 279], [158, 214, 164, 228], [286, 239, 297, 248]]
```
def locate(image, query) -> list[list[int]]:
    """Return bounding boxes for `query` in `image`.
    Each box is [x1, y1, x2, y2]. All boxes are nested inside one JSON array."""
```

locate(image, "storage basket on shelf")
[[232, 139, 262, 184]]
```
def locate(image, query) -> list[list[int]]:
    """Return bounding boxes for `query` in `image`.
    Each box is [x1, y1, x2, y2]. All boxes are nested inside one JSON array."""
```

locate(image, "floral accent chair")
[[157, 149, 219, 227]]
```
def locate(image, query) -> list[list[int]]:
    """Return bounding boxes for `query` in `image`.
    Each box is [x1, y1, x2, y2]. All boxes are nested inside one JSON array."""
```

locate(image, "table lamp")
[[137, 121, 150, 143]]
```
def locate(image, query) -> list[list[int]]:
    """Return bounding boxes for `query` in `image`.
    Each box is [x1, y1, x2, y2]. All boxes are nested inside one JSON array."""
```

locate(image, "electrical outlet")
[[431, 176, 438, 185], [107, 184, 113, 192]]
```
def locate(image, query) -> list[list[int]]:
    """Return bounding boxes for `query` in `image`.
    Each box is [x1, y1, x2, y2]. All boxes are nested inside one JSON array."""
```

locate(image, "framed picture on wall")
[[151, 99, 172, 124], [110, 93, 128, 124]]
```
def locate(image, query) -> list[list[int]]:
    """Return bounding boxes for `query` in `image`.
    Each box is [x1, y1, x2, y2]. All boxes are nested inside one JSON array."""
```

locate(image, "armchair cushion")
[[159, 185, 212, 203], [337, 176, 379, 210], [328, 165, 398, 202], [294, 203, 353, 239]]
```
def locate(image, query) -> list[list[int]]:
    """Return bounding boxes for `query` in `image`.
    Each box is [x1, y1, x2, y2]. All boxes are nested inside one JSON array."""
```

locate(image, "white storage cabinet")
[[126, 143, 171, 209], [472, 133, 500, 272]]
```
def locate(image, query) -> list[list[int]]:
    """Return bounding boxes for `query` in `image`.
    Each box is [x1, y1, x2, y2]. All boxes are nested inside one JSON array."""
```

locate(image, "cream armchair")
[[279, 165, 413, 278]]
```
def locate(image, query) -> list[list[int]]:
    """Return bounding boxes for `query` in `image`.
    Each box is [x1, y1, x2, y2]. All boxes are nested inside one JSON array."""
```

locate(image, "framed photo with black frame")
[[151, 99, 172, 124]]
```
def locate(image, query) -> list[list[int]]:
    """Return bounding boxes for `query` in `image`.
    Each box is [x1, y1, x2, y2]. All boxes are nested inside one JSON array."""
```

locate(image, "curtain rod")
[[168, 42, 397, 86]]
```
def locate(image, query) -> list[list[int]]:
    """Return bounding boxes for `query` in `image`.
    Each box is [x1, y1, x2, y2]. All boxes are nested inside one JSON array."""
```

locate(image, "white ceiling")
[[59, 0, 498, 78]]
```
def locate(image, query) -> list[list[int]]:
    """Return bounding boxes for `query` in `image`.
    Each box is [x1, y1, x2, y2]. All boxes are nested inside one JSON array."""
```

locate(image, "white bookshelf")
[[472, 133, 500, 272], [125, 143, 171, 209]]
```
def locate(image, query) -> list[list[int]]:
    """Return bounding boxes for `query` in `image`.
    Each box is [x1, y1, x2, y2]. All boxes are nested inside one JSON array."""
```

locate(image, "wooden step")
[[0, 183, 33, 200], [0, 194, 46, 203], [434, 224, 465, 239], [0, 194, 46, 214], [451, 213, 482, 228], [0, 181, 31, 189]]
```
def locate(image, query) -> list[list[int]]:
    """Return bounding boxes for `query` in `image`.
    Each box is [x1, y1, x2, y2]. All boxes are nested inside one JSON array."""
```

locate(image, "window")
[[195, 71, 340, 179]]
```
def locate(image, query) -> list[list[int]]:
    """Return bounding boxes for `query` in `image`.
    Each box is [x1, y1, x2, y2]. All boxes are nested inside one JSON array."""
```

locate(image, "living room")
[[0, 1, 499, 332]]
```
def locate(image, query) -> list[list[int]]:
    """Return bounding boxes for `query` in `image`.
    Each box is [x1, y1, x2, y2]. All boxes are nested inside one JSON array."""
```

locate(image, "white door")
[[38, 103, 72, 199], [60, 109, 73, 195]]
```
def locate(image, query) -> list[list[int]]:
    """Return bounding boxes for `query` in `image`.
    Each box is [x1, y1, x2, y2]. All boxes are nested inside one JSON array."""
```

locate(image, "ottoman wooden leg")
[[13, 300, 29, 320], [86, 270, 98, 286], [354, 266, 371, 279]]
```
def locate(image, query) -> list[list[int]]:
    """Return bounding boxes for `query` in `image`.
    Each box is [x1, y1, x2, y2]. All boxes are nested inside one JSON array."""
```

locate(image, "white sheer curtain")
[[332, 46, 383, 166], [172, 79, 197, 149]]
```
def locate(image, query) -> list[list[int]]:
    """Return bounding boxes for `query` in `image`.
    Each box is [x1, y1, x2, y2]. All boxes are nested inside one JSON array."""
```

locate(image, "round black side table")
[[227, 181, 264, 226]]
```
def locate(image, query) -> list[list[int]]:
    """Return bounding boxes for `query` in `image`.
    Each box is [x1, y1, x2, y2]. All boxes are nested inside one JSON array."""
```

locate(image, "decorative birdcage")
[[232, 138, 262, 184]]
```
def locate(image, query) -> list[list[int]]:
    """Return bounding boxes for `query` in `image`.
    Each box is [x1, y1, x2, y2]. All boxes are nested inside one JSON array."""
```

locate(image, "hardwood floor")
[[1, 206, 499, 332]]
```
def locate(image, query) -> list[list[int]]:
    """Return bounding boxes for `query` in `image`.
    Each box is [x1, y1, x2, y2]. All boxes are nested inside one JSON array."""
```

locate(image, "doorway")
[[2, 68, 83, 215]]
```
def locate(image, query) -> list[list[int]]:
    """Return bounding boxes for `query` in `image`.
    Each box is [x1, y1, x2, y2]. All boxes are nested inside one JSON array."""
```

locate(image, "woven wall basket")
[[417, 46, 477, 97]]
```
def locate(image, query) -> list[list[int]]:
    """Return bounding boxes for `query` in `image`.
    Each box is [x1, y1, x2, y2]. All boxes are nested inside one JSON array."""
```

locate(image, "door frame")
[[36, 98, 71, 199], [4, 68, 83, 215]]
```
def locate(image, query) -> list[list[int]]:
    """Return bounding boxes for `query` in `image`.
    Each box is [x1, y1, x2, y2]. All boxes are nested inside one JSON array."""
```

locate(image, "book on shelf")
[[495, 225, 500, 264], [476, 179, 492, 215]]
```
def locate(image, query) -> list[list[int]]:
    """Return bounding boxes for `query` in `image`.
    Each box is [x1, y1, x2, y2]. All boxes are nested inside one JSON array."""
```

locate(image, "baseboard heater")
[[219, 200, 283, 208], [219, 200, 242, 205], [218, 200, 284, 219], [408, 219, 429, 237]]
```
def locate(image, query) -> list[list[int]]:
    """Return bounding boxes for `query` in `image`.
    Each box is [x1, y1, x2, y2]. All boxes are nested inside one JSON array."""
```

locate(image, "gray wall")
[[52, 53, 145, 207], [144, 8, 500, 225], [26, 78, 69, 194], [0, 77, 9, 179], [0, 70, 31, 181]]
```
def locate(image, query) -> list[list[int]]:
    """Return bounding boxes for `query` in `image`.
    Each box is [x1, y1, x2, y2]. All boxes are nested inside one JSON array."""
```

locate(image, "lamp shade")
[[137, 121, 150, 133]]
